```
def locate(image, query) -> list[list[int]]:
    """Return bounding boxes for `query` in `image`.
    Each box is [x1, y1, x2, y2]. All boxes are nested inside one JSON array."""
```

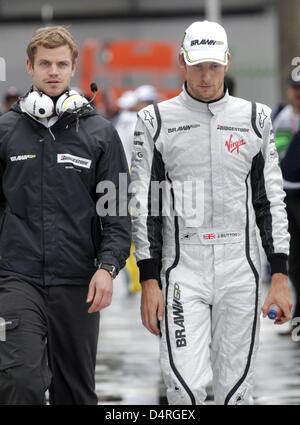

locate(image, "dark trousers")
[[0, 276, 99, 405], [286, 193, 300, 319]]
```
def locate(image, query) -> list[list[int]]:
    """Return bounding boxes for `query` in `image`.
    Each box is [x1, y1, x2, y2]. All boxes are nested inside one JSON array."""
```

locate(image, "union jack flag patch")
[[203, 233, 215, 240]]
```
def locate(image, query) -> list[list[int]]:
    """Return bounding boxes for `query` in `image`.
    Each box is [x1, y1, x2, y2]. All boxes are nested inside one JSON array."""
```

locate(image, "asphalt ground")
[[97, 270, 300, 405]]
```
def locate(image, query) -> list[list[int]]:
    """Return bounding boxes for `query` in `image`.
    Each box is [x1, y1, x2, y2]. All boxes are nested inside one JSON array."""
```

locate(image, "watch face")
[[110, 266, 117, 279]]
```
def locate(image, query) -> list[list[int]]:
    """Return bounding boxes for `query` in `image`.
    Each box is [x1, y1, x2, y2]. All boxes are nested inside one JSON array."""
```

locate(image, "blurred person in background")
[[113, 90, 138, 165], [131, 20, 292, 405], [135, 84, 159, 111], [273, 77, 300, 157], [0, 26, 131, 405], [114, 85, 159, 294], [273, 77, 300, 333], [0, 86, 21, 115], [114, 90, 141, 293], [114, 85, 158, 164]]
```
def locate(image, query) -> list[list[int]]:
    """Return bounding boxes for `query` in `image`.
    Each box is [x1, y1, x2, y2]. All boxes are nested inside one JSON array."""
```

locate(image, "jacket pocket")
[[56, 214, 98, 277], [0, 316, 23, 371], [0, 212, 42, 277]]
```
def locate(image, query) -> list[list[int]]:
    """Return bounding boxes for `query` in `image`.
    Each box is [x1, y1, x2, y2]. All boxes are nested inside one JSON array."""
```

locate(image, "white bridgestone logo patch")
[[57, 153, 91, 169]]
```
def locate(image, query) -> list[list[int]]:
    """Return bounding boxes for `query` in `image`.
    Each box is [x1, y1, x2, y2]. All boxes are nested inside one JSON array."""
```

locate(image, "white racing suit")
[[130, 85, 289, 405]]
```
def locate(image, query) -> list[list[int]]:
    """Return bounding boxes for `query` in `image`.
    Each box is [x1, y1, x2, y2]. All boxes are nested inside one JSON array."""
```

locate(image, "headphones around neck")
[[20, 87, 89, 119]]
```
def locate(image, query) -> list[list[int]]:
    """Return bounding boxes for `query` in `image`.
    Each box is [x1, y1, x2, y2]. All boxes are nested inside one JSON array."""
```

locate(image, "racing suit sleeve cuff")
[[268, 253, 288, 276], [137, 259, 160, 282]]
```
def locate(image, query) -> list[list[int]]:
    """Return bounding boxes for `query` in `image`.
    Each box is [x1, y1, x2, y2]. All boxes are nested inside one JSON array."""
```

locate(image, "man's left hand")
[[86, 269, 113, 313], [261, 273, 293, 324]]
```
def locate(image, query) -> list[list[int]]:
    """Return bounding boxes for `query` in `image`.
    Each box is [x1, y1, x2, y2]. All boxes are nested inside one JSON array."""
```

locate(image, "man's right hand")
[[141, 279, 164, 336]]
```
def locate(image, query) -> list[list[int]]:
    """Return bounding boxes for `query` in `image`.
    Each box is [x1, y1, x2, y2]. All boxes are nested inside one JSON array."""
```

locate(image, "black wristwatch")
[[98, 263, 117, 279]]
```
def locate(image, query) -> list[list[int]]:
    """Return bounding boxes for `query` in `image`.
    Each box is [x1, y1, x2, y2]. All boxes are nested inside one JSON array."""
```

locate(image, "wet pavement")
[[97, 271, 300, 405], [254, 280, 300, 405], [96, 270, 161, 405]]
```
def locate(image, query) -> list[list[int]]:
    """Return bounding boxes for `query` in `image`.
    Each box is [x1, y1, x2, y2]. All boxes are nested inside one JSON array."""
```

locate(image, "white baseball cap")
[[181, 20, 229, 66], [117, 90, 138, 109], [135, 85, 158, 102]]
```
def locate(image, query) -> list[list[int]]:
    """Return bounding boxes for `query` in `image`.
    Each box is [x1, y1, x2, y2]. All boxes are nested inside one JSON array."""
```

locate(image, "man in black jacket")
[[0, 26, 131, 404], [281, 131, 300, 330], [273, 77, 300, 332]]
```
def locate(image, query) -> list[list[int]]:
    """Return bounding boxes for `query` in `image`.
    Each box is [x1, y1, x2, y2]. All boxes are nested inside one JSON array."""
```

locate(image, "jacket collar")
[[180, 81, 230, 115]]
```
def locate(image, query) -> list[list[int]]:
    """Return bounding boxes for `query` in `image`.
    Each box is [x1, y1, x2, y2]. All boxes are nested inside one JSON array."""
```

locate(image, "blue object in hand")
[[268, 304, 282, 320]]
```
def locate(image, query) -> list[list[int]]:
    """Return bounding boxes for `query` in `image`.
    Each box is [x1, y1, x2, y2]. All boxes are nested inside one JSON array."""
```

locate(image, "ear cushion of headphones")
[[55, 90, 88, 115], [22, 91, 54, 119]]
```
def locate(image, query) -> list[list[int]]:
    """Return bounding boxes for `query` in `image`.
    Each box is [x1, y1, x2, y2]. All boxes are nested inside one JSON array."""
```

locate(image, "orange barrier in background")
[[79, 39, 184, 108]]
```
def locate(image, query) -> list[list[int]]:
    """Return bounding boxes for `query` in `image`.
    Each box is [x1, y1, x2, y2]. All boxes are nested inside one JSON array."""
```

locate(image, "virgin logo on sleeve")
[[225, 134, 246, 154], [57, 153, 91, 169]]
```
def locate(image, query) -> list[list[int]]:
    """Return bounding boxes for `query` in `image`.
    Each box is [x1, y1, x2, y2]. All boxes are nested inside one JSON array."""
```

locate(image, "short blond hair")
[[27, 26, 78, 66]]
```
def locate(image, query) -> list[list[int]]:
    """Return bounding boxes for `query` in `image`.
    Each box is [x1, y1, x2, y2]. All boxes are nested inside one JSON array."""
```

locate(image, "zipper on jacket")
[[48, 127, 56, 141], [0, 211, 8, 239], [0, 211, 8, 261], [39, 137, 46, 284]]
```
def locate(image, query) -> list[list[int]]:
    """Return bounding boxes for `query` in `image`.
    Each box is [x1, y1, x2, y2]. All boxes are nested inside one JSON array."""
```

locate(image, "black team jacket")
[[0, 101, 131, 285]]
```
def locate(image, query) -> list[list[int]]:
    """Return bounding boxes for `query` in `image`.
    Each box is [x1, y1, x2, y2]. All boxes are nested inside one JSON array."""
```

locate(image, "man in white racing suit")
[[130, 20, 292, 405]]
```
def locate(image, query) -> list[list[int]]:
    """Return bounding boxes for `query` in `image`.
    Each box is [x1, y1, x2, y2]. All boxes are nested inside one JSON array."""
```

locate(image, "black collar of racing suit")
[[181, 81, 230, 114], [184, 81, 228, 104]]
